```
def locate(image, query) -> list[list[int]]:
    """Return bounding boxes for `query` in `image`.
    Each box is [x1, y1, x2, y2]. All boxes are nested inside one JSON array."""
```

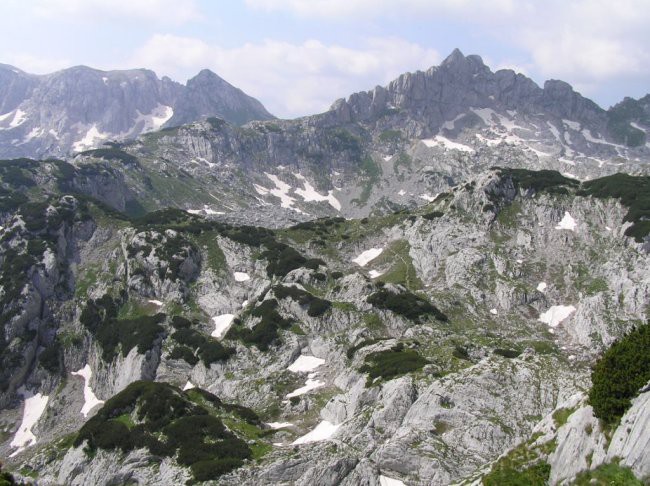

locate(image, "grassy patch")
[[572, 462, 643, 485]]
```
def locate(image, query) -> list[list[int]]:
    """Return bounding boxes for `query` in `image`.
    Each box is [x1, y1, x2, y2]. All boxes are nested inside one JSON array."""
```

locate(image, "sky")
[[1, 0, 649, 119]]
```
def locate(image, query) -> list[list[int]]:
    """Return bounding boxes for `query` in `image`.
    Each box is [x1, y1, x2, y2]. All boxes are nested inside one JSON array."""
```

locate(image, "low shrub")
[[367, 288, 448, 322], [589, 321, 650, 425], [360, 343, 429, 384]]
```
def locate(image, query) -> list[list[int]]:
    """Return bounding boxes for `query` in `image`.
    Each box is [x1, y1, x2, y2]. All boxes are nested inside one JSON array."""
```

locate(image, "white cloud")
[[246, 0, 650, 98], [5, 53, 72, 74], [130, 34, 440, 118], [245, 0, 519, 20], [33, 0, 200, 24]]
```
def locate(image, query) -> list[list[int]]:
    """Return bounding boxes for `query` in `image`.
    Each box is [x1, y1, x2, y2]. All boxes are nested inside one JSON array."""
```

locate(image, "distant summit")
[[0, 64, 274, 158]]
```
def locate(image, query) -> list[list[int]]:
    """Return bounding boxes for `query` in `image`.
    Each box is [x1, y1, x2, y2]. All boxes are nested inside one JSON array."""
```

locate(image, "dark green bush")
[[367, 288, 448, 322], [589, 322, 650, 425], [580, 174, 650, 242], [79, 148, 140, 166], [360, 344, 429, 384], [494, 168, 579, 196], [75, 381, 253, 482], [273, 285, 331, 317], [39, 340, 62, 373], [225, 299, 292, 351], [346, 338, 382, 359], [171, 327, 234, 366], [169, 346, 199, 366], [493, 348, 521, 359], [422, 211, 444, 220]]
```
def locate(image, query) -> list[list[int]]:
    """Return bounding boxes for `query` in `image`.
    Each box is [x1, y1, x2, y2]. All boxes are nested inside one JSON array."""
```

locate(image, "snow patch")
[[288, 355, 325, 373], [136, 104, 173, 134], [581, 128, 623, 148], [293, 174, 341, 211], [369, 270, 384, 279], [234, 272, 250, 282], [489, 308, 498, 315], [398, 189, 406, 196], [419, 193, 438, 202], [441, 113, 465, 131], [71, 365, 105, 417], [265, 173, 295, 208], [9, 109, 27, 128], [555, 212, 577, 231], [187, 205, 224, 216], [630, 122, 646, 132], [183, 381, 195, 391], [73, 124, 109, 151], [562, 119, 581, 131], [267, 422, 293, 429], [353, 248, 383, 267], [379, 476, 406, 486], [539, 305, 576, 328], [421, 135, 474, 153], [286, 377, 325, 398], [10, 390, 49, 455], [537, 282, 547, 292], [253, 183, 269, 195], [148, 299, 163, 306], [211, 314, 235, 339], [292, 420, 340, 445]]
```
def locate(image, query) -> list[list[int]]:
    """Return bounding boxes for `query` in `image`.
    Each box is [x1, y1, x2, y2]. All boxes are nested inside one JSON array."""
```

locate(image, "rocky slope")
[[0, 65, 273, 159], [0, 160, 648, 484], [57, 49, 649, 227]]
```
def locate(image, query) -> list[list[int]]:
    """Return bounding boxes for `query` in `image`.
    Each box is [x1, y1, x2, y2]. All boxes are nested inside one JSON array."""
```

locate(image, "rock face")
[[0, 65, 274, 158], [0, 49, 649, 485], [0, 162, 648, 485]]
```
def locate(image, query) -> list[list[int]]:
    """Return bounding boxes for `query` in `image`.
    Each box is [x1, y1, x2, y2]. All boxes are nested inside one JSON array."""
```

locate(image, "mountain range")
[[0, 64, 274, 159], [0, 49, 648, 486]]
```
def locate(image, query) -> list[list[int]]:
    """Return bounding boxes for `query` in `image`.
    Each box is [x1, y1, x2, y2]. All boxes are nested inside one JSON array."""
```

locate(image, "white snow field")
[[71, 364, 104, 417], [352, 248, 384, 267], [539, 305, 576, 328], [292, 420, 340, 445], [211, 314, 235, 339]]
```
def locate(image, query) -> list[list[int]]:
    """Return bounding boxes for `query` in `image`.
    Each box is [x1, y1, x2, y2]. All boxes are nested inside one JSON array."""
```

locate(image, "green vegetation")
[[422, 211, 444, 220], [80, 295, 167, 361], [379, 129, 403, 142], [367, 288, 448, 322], [225, 299, 292, 351], [589, 321, 650, 425], [360, 343, 428, 384], [75, 381, 260, 482], [572, 462, 643, 485], [354, 156, 383, 206], [273, 285, 331, 317], [483, 461, 550, 486], [580, 174, 650, 242], [373, 240, 423, 290], [346, 338, 384, 359], [493, 348, 522, 359], [552, 407, 576, 428], [79, 148, 139, 166], [482, 439, 552, 486], [169, 317, 235, 366], [494, 168, 579, 195], [607, 97, 648, 147], [0, 461, 18, 486]]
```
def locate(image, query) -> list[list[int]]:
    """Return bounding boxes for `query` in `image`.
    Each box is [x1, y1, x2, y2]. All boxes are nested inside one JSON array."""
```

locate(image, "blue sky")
[[1, 0, 648, 118]]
